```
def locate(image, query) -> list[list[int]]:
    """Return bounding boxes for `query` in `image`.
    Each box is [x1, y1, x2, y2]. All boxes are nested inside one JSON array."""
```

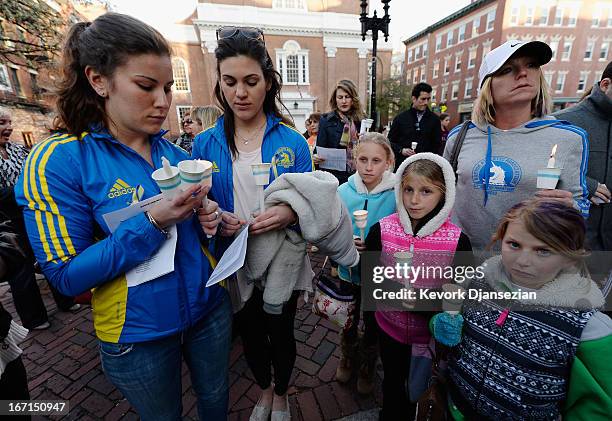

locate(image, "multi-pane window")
[[468, 48, 477, 68], [447, 29, 454, 47], [407, 50, 413, 63], [441, 85, 448, 102], [549, 40, 559, 60], [486, 10, 496, 31], [433, 61, 439, 79], [436, 35, 442, 51], [526, 7, 534, 25], [554, 7, 564, 26], [592, 12, 600, 27], [510, 7, 519, 25], [455, 53, 462, 72], [577, 71, 589, 92], [539, 7, 549, 25], [177, 106, 191, 125], [0, 65, 11, 91], [601, 42, 609, 60], [431, 88, 437, 102], [8, 67, 22, 96], [472, 16, 480, 36], [423, 43, 428, 58], [568, 7, 578, 26], [29, 72, 38, 95], [556, 72, 566, 92], [464, 78, 473, 98], [172, 58, 190, 92], [562, 41, 572, 61], [482, 42, 492, 57], [276, 41, 309, 85], [544, 71, 554, 88], [413, 68, 419, 84], [273, 0, 306, 9], [585, 41, 594, 60], [415, 45, 421, 60], [420, 65, 426, 82], [458, 24, 466, 42], [444, 57, 450, 75], [451, 82, 459, 100]]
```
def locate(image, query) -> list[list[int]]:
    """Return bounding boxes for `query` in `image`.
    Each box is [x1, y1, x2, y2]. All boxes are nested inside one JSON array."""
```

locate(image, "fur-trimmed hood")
[[482, 255, 605, 309], [394, 152, 456, 237]]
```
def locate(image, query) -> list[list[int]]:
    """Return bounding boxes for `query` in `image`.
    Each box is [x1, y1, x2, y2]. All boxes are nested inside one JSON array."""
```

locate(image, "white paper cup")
[[360, 118, 374, 134], [200, 160, 213, 189], [178, 159, 209, 191], [251, 163, 272, 186], [152, 166, 181, 200], [442, 283, 464, 314], [411, 142, 418, 150], [536, 168, 561, 190], [353, 210, 368, 229]]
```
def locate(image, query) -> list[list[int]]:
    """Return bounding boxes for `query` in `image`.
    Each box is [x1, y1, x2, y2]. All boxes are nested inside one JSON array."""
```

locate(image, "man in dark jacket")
[[554, 62, 612, 252], [554, 61, 612, 305], [388, 82, 441, 169]]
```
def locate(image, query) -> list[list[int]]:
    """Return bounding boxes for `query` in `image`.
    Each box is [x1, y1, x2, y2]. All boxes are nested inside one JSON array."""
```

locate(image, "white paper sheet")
[[102, 194, 177, 288], [316, 146, 347, 171], [206, 224, 249, 287]]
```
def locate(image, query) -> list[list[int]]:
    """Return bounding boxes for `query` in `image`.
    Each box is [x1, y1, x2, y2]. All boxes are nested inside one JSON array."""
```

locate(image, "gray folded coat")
[[243, 170, 360, 314]]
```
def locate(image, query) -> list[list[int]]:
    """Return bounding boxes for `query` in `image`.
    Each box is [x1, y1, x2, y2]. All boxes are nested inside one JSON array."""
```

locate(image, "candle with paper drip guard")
[[359, 118, 374, 135], [353, 210, 368, 241], [537, 144, 561, 190], [151, 156, 181, 199], [250, 163, 272, 213]]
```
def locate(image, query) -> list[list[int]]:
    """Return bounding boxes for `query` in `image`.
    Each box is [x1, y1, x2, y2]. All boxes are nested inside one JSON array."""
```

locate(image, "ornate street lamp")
[[360, 0, 390, 126]]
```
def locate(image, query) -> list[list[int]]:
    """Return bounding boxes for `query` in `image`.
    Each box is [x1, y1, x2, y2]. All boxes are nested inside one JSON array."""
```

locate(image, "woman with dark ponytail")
[[192, 27, 313, 421], [15, 13, 231, 420]]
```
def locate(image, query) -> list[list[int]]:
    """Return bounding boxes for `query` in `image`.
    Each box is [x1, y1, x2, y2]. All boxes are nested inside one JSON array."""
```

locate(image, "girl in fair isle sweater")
[[434, 199, 612, 420], [364, 153, 473, 421]]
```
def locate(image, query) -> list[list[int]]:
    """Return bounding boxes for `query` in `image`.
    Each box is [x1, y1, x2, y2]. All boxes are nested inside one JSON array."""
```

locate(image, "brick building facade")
[[402, 0, 611, 126], [159, 0, 392, 138]]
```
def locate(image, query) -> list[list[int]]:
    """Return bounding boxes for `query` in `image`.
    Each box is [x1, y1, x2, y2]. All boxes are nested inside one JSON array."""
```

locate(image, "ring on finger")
[[213, 210, 220, 220]]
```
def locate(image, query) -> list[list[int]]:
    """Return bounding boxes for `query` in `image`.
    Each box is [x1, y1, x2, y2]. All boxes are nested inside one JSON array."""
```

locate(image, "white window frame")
[[482, 41, 493, 57], [431, 88, 437, 102], [468, 48, 477, 68], [451, 82, 460, 100], [562, 41, 573, 61], [455, 53, 462, 72], [176, 106, 191, 126], [446, 29, 454, 48], [568, 7, 578, 27], [423, 43, 428, 58], [436, 35, 442, 52], [525, 7, 534, 25], [0, 64, 11, 91], [415, 45, 421, 60], [172, 57, 190, 92], [601, 42, 610, 61], [464, 78, 473, 98], [420, 65, 427, 82], [510, 7, 519, 25], [585, 41, 594, 60], [554, 7, 564, 26], [486, 10, 496, 31], [272, 0, 307, 11], [441, 85, 448, 102], [555, 72, 567, 92], [549, 40, 559, 60], [433, 61, 439, 79], [472, 16, 480, 36], [458, 24, 466, 42], [577, 71, 589, 92], [276, 40, 309, 85], [444, 57, 450, 75], [539, 6, 549, 25], [544, 70, 554, 88], [407, 50, 413, 63]]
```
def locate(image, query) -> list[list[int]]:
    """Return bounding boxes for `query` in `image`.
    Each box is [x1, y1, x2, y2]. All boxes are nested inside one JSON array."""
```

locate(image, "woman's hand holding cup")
[[218, 211, 246, 237], [148, 184, 209, 228]]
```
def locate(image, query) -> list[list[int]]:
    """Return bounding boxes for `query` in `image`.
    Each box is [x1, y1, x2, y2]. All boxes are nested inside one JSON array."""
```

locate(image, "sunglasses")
[[183, 119, 193, 125], [216, 26, 264, 42]]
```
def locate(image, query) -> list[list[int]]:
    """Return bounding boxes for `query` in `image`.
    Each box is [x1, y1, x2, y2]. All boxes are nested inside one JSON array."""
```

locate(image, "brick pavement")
[[1, 252, 382, 420]]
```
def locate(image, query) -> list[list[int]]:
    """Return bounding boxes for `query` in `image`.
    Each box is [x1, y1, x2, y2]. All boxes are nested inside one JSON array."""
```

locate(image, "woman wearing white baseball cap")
[[443, 39, 590, 257]]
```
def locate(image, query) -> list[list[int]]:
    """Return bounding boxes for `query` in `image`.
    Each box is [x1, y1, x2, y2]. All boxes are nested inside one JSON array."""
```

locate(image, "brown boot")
[[335, 332, 357, 383], [357, 343, 378, 395]]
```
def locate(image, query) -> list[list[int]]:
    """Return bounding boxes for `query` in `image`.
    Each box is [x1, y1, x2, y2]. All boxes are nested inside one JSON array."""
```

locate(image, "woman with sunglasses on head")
[[192, 27, 313, 421], [15, 13, 230, 421], [443, 40, 590, 259]]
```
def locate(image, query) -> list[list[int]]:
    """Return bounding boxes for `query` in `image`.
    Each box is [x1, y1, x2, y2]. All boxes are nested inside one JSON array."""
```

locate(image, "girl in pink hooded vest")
[[364, 152, 473, 421]]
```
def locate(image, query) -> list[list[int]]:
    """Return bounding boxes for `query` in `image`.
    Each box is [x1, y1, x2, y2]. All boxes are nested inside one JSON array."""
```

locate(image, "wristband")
[[145, 211, 170, 238]]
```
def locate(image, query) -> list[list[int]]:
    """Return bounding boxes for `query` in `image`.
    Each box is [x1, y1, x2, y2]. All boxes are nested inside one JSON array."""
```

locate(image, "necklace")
[[236, 120, 266, 145]]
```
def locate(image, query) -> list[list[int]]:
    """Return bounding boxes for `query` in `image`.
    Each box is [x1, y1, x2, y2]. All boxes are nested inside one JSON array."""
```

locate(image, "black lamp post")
[[360, 0, 390, 126]]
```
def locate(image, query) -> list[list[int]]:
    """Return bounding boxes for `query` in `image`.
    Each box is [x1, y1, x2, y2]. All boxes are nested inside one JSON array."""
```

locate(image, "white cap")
[[478, 40, 552, 88]]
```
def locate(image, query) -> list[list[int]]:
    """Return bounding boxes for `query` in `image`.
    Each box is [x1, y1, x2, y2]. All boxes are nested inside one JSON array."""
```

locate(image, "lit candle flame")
[[550, 144, 557, 158]]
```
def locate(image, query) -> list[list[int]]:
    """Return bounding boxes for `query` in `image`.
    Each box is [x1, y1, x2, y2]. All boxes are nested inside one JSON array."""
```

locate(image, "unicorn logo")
[[472, 156, 522, 195], [488, 163, 506, 186]]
